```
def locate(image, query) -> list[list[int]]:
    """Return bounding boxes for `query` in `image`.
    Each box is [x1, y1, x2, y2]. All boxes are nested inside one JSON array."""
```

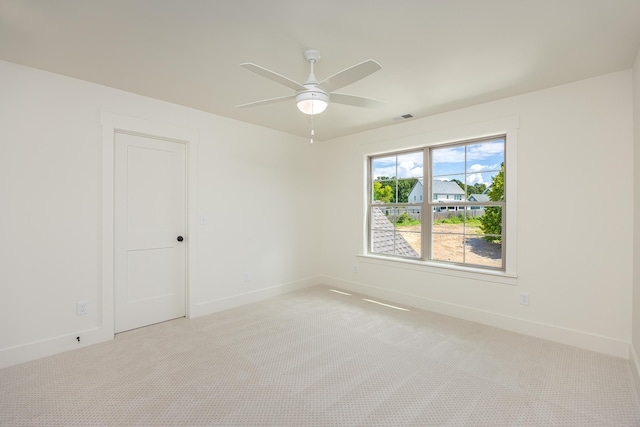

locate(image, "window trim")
[[359, 116, 518, 283]]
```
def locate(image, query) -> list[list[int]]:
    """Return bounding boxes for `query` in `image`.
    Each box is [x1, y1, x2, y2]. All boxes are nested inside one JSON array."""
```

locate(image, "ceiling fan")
[[236, 49, 384, 115]]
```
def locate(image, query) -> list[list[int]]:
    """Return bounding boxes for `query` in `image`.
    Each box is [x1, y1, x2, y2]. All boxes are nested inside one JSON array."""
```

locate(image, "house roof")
[[468, 194, 490, 202], [432, 180, 466, 195], [410, 179, 467, 196], [371, 207, 419, 258]]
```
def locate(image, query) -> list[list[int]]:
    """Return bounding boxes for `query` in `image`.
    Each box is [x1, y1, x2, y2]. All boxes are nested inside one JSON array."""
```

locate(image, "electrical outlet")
[[77, 301, 88, 315], [519, 292, 529, 306], [353, 265, 359, 274], [243, 272, 251, 283]]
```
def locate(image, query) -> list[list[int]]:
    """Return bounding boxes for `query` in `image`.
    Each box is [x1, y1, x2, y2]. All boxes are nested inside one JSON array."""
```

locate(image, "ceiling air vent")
[[394, 113, 414, 121]]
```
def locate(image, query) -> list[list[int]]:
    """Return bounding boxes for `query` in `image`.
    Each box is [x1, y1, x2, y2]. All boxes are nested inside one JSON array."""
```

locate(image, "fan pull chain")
[[310, 100, 315, 144]]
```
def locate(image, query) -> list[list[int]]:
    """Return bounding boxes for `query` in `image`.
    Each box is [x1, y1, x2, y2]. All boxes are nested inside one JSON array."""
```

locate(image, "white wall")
[[0, 60, 320, 367], [318, 71, 634, 357], [632, 48, 640, 385], [1, 58, 636, 368]]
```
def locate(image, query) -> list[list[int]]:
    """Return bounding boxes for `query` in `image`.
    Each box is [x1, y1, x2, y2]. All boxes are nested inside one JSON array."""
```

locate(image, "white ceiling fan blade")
[[330, 93, 386, 108], [240, 63, 305, 91], [318, 59, 382, 93], [236, 95, 296, 109]]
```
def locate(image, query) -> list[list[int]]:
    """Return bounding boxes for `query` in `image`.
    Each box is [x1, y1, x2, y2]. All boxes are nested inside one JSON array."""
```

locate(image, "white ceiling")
[[1, 0, 640, 141]]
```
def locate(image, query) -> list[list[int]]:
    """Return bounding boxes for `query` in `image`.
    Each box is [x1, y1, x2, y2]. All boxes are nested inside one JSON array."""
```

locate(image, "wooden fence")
[[383, 208, 486, 222]]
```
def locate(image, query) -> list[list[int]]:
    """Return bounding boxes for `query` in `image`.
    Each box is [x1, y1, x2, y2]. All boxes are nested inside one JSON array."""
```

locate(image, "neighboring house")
[[407, 179, 424, 214], [468, 193, 490, 209], [433, 180, 466, 205], [408, 179, 466, 211], [371, 207, 419, 257], [408, 179, 425, 204]]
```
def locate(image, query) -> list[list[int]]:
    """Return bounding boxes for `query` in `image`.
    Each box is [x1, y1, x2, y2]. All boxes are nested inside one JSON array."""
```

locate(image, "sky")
[[372, 137, 504, 187]]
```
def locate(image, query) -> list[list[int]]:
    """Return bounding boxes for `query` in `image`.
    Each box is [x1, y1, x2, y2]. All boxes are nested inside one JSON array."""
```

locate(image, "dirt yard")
[[399, 224, 502, 267]]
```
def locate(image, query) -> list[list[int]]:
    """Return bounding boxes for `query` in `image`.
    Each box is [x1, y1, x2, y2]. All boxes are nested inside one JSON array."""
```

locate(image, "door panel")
[[115, 132, 186, 333]]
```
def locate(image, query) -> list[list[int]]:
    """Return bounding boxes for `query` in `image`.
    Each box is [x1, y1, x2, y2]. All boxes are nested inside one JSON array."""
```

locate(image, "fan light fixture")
[[296, 91, 329, 115]]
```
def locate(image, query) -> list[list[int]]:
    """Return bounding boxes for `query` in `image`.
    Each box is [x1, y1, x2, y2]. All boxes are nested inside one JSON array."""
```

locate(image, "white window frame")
[[358, 116, 518, 285]]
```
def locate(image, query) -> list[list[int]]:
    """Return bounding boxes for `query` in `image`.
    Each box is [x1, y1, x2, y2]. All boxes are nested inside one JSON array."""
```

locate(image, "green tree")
[[467, 183, 487, 196], [397, 178, 418, 203], [479, 163, 504, 242], [474, 183, 487, 194], [374, 177, 418, 203], [376, 176, 395, 201], [373, 181, 393, 202], [451, 180, 487, 196]]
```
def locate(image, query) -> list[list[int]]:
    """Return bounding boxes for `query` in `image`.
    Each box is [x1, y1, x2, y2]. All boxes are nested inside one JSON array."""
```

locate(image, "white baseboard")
[[0, 327, 113, 369], [320, 275, 630, 359], [193, 276, 321, 318], [630, 344, 640, 396]]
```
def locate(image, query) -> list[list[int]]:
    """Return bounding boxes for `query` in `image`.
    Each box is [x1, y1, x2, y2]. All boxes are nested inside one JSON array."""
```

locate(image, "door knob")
[[177, 236, 184, 242]]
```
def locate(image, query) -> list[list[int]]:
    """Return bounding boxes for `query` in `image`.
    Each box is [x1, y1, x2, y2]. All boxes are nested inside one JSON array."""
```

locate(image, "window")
[[368, 135, 505, 270]]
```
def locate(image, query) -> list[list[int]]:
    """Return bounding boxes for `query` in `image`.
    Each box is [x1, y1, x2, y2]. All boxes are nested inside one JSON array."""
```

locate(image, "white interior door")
[[114, 132, 186, 333]]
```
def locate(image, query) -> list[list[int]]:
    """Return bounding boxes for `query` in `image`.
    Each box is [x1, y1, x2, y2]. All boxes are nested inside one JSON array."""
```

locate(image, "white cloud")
[[373, 166, 396, 179], [466, 173, 485, 185], [466, 142, 504, 162], [398, 161, 423, 178], [373, 152, 423, 179], [468, 162, 501, 173], [433, 141, 504, 164], [432, 147, 464, 163]]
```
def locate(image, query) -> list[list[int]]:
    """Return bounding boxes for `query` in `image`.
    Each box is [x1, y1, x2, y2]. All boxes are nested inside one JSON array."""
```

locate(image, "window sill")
[[356, 253, 517, 286]]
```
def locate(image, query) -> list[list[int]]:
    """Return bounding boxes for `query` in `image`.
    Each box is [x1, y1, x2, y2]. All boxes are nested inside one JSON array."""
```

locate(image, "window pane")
[[432, 178, 465, 202], [373, 179, 395, 203], [466, 139, 504, 202], [432, 234, 464, 263], [396, 207, 421, 257], [433, 210, 465, 234], [372, 156, 398, 203], [465, 235, 502, 268], [432, 209, 464, 263], [371, 206, 394, 255], [478, 206, 503, 237], [370, 206, 420, 258], [396, 178, 420, 203], [432, 146, 464, 178], [396, 151, 423, 178], [466, 140, 504, 174], [466, 171, 497, 194], [371, 229, 395, 255], [372, 156, 396, 181]]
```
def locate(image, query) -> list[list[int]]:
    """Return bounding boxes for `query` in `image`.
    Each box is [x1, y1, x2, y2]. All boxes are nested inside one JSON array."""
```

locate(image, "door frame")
[[101, 112, 198, 337]]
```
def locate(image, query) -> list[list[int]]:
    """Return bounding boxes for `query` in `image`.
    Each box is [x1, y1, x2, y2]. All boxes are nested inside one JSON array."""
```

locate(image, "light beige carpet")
[[0, 285, 638, 426]]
